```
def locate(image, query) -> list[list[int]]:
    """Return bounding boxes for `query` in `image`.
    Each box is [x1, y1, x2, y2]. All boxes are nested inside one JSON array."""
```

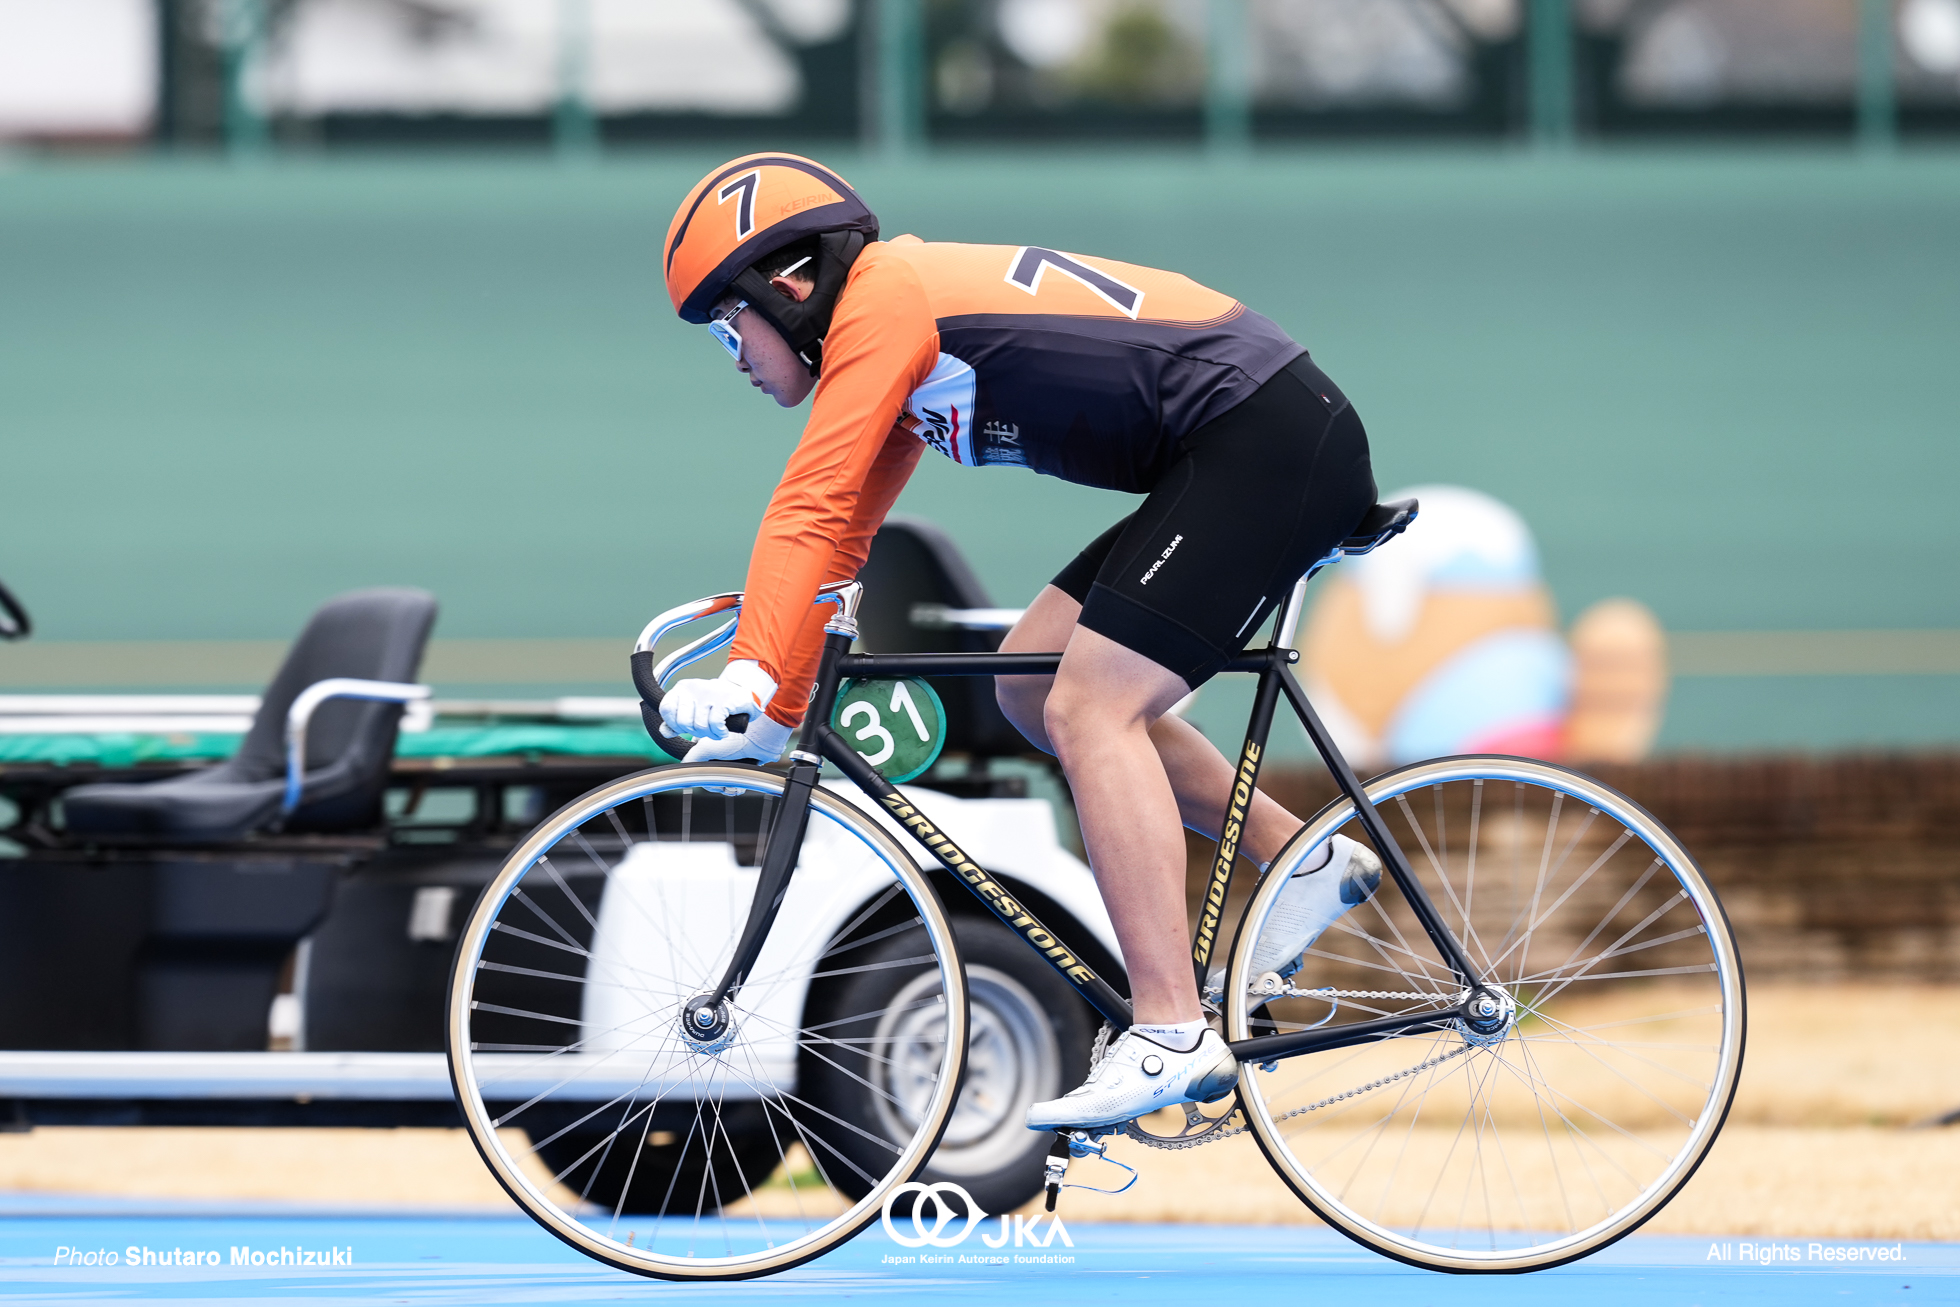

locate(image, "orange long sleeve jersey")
[[731, 237, 1305, 726]]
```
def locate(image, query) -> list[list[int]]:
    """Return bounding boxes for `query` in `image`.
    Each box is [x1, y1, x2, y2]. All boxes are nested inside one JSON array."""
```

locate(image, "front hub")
[[680, 995, 737, 1053]]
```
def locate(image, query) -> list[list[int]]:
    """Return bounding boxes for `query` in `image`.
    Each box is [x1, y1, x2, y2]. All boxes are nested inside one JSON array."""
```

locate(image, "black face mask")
[[724, 229, 871, 378]]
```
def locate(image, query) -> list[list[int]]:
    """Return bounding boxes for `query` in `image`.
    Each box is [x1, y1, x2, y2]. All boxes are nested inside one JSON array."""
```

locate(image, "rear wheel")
[[447, 764, 968, 1280], [1227, 756, 1745, 1272]]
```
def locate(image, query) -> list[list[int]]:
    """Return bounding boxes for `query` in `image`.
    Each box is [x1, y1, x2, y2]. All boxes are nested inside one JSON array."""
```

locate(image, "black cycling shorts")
[[1051, 354, 1377, 689]]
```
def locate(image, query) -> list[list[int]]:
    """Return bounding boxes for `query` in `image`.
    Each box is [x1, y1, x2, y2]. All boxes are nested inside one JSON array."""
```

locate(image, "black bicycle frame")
[[701, 628, 1494, 1068]]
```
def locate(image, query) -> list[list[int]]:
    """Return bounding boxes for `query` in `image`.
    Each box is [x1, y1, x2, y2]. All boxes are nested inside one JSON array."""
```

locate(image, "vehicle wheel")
[[447, 764, 968, 1280], [1226, 756, 1745, 1273], [801, 914, 1095, 1217]]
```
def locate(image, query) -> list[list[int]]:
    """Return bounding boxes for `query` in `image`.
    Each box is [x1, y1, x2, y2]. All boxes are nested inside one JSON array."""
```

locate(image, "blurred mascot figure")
[[1301, 485, 1667, 768]]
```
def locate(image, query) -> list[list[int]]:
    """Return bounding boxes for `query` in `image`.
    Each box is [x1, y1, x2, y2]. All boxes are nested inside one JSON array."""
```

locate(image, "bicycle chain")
[[1270, 988, 1451, 1002], [1095, 991, 1473, 1152], [1262, 1040, 1479, 1128]]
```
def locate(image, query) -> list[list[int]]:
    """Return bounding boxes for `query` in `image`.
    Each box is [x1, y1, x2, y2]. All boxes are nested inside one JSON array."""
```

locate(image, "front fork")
[[686, 631, 853, 1032]]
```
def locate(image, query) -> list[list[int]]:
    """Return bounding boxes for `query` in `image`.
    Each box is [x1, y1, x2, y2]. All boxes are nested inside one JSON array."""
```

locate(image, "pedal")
[[1067, 1128, 1119, 1160], [1043, 1134, 1068, 1211], [1043, 1129, 1136, 1211]]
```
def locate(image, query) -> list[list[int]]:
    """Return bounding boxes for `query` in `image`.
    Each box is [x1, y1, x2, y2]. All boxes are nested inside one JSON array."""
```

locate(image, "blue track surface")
[[0, 1196, 1947, 1304]]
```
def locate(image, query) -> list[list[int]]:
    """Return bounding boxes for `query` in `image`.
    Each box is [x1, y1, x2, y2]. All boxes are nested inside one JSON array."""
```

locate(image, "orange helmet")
[[665, 153, 879, 373]]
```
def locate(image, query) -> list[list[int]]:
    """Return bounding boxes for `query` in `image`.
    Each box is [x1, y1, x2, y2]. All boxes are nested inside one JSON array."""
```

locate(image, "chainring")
[[1087, 986, 1455, 1151], [1083, 1022, 1248, 1151]]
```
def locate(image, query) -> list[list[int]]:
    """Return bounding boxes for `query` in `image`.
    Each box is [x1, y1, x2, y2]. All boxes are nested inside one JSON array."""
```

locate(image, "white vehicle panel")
[[0, 789, 1117, 1105], [575, 785, 1121, 1103], [578, 800, 916, 1102]]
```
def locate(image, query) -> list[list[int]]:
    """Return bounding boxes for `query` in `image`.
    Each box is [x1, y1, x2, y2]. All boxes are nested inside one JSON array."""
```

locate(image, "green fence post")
[[1205, 0, 1251, 156], [876, 0, 924, 160], [1527, 0, 1574, 148], [1858, 0, 1898, 153], [859, 0, 880, 154], [555, 0, 598, 158], [220, 0, 268, 157]]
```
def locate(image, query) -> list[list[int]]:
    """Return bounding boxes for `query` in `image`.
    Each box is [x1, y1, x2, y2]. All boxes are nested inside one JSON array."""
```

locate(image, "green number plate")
[[829, 678, 947, 783]]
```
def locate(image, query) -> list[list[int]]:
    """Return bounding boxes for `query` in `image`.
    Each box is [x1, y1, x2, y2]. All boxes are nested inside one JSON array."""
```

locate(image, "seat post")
[[1272, 575, 1311, 651]]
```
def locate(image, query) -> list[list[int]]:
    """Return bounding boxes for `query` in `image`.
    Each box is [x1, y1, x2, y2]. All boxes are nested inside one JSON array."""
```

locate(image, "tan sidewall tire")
[[1226, 755, 1746, 1273], [445, 763, 969, 1281]]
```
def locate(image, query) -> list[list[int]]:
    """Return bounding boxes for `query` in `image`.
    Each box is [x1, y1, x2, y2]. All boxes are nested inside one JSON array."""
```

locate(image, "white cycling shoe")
[[1025, 1029, 1238, 1132], [1247, 834, 1384, 979]]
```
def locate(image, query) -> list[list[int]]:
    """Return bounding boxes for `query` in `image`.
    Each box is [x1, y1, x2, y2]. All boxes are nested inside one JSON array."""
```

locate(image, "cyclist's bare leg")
[[1040, 625, 1204, 1024], [998, 585, 1301, 863]]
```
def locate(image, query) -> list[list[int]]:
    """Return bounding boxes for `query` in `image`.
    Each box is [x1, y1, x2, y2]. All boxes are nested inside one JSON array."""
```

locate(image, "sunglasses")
[[708, 299, 750, 364]]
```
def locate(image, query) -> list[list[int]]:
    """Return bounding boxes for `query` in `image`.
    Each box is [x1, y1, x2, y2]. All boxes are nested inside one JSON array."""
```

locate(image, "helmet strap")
[[728, 229, 868, 378]]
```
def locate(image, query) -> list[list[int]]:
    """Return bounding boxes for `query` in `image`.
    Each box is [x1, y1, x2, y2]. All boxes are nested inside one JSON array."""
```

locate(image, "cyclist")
[[660, 153, 1385, 1133]]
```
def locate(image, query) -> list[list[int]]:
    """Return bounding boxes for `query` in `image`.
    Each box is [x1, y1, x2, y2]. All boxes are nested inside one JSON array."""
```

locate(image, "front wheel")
[[446, 763, 969, 1280], [1226, 756, 1745, 1272]]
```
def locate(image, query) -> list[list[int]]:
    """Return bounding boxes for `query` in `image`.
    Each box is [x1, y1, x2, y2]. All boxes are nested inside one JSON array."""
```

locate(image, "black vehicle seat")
[[855, 518, 1032, 761], [0, 574, 30, 640], [63, 588, 438, 842]]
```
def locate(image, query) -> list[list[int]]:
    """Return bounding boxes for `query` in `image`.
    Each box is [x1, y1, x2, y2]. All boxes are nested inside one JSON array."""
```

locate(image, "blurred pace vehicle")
[[0, 520, 1115, 1216], [1302, 485, 1667, 768]]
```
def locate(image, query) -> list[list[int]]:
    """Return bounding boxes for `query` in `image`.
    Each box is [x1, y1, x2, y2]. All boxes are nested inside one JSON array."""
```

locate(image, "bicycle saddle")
[[1338, 499, 1418, 555]]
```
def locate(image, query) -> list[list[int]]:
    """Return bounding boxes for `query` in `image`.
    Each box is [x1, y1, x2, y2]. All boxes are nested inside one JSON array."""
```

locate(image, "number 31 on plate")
[[830, 678, 947, 784]]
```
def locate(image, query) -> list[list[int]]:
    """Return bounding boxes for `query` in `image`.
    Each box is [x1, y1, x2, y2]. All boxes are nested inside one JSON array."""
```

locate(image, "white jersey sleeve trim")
[[901, 352, 978, 467]]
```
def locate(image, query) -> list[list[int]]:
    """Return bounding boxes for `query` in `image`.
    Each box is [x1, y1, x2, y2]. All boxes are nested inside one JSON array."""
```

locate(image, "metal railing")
[[179, 0, 1930, 157]]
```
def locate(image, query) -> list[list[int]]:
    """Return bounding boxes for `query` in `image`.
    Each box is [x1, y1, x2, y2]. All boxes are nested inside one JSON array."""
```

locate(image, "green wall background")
[[2, 151, 1957, 751]]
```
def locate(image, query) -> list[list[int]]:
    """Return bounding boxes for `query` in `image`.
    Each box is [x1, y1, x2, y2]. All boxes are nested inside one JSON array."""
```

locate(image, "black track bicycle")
[[445, 500, 1745, 1279]]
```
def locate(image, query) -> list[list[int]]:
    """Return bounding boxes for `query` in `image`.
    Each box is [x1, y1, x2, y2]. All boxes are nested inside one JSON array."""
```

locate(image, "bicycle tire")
[[1225, 756, 1745, 1272], [446, 763, 969, 1280]]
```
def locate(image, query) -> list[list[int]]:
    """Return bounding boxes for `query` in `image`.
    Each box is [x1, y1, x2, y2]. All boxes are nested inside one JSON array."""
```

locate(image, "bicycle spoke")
[[1483, 826, 1629, 981], [1463, 780, 1482, 969], [1528, 889, 1696, 1004], [511, 885, 585, 951], [1395, 792, 1493, 973], [1511, 921, 1706, 989], [490, 920, 590, 958], [540, 852, 604, 933], [1529, 860, 1670, 984]]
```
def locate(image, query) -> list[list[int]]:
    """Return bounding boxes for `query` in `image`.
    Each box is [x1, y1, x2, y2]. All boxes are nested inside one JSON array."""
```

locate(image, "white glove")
[[660, 659, 778, 741], [683, 713, 794, 764]]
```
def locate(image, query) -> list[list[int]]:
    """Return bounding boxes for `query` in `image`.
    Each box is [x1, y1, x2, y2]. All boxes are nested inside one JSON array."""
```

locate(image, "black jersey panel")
[[933, 308, 1303, 493]]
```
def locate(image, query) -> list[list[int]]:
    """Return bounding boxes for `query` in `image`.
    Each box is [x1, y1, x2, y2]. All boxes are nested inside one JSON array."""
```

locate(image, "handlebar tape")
[[631, 649, 750, 754]]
